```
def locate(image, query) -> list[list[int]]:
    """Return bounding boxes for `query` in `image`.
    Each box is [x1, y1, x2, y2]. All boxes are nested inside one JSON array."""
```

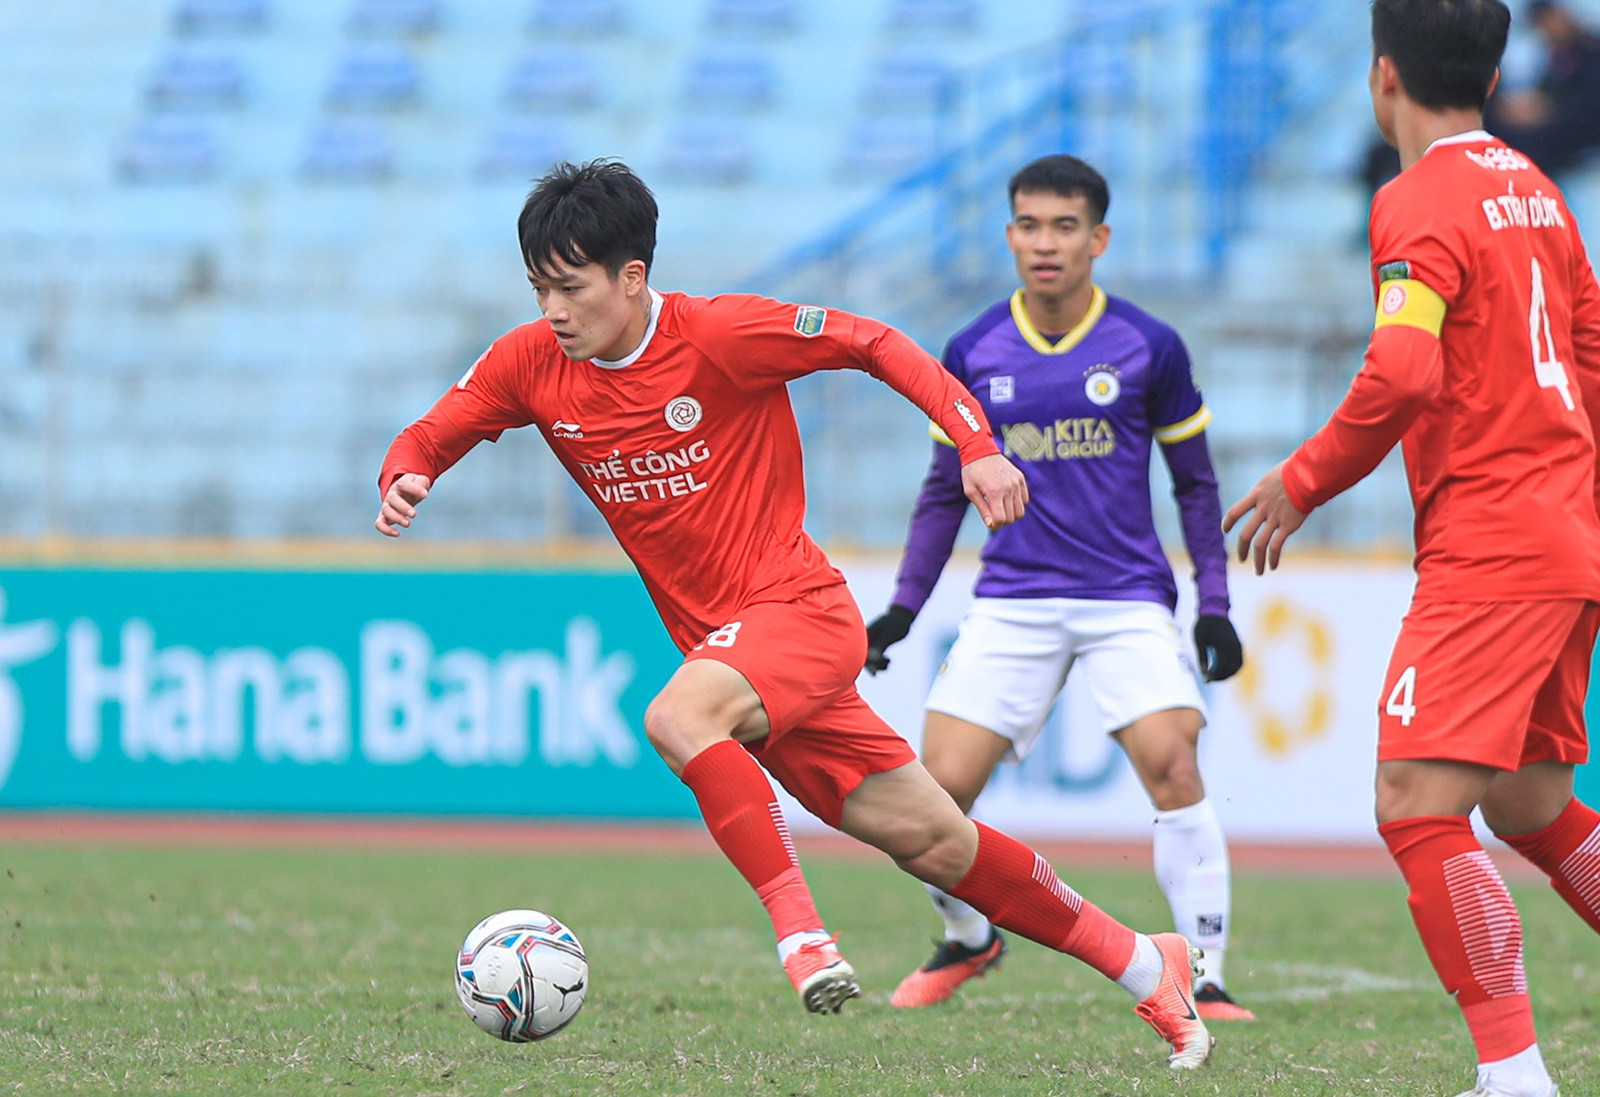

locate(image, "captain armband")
[[1373, 277, 1447, 337]]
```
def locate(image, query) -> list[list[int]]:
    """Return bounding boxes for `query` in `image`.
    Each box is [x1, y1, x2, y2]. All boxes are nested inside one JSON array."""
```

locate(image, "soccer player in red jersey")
[[1226, 3, 1600, 1094], [377, 160, 1214, 1066]]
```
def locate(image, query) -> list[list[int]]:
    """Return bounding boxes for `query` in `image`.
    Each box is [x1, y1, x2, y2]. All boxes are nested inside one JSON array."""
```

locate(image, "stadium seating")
[[706, 0, 800, 34], [502, 49, 603, 111], [324, 45, 422, 111], [118, 116, 223, 182], [346, 0, 442, 37], [475, 116, 569, 181], [3, 0, 1596, 545], [299, 117, 395, 181], [146, 50, 249, 110], [172, 0, 268, 35], [679, 50, 779, 111]]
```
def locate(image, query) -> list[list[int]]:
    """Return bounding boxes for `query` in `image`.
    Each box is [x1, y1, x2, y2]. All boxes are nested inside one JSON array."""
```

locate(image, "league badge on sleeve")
[[794, 306, 827, 337]]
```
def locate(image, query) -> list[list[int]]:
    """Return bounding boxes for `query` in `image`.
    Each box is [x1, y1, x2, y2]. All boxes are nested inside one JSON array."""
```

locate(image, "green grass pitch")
[[2, 839, 1597, 1096]]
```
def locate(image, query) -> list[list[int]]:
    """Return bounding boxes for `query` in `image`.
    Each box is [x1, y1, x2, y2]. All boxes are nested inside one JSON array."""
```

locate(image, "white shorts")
[[924, 597, 1207, 761]]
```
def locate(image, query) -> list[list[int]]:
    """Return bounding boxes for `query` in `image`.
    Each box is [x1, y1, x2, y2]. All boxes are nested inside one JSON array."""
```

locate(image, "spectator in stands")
[[1487, 0, 1600, 176]]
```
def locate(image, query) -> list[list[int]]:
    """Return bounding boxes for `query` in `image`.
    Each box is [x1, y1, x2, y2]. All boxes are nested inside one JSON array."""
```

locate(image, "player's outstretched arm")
[[375, 473, 433, 537], [1222, 462, 1306, 575], [961, 453, 1029, 530]]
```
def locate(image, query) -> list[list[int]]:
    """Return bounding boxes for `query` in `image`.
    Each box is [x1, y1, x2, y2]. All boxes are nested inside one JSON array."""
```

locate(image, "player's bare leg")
[[1377, 759, 1558, 1097], [888, 712, 1012, 1007], [1116, 707, 1252, 1020], [644, 660, 858, 1014], [841, 762, 1213, 1068]]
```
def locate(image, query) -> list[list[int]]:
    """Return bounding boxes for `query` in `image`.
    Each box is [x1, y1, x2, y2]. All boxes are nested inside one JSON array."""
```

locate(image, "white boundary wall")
[[775, 559, 1418, 842]]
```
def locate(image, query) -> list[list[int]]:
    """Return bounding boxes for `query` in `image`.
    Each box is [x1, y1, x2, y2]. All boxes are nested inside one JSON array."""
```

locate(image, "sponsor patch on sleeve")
[[794, 306, 827, 337]]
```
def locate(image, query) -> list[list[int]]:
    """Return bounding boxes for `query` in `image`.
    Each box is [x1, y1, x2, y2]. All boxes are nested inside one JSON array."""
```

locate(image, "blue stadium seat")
[[835, 115, 941, 178], [299, 117, 394, 181], [346, 0, 441, 37], [706, 0, 798, 34], [503, 50, 602, 111], [527, 0, 625, 36], [324, 45, 421, 111], [885, 0, 976, 32], [860, 52, 958, 114], [680, 50, 776, 111], [118, 117, 222, 183], [658, 118, 754, 183], [147, 50, 247, 110], [172, 0, 268, 35], [475, 117, 569, 181]]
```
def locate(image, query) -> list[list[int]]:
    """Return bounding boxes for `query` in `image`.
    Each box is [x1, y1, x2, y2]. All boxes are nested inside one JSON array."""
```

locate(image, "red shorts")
[[683, 582, 916, 827], [1377, 599, 1598, 770]]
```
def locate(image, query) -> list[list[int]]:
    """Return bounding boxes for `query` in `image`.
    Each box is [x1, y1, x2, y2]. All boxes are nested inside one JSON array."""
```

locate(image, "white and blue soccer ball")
[[454, 909, 588, 1042]]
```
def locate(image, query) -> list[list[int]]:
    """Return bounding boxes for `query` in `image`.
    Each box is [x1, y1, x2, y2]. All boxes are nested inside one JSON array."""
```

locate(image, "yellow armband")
[[1374, 278, 1447, 337]]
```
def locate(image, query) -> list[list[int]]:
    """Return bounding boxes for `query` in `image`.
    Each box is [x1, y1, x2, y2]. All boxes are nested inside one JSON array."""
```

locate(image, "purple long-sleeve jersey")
[[891, 287, 1231, 617]]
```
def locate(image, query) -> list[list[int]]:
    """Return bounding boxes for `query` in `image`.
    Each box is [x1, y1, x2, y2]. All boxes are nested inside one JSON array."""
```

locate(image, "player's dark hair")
[[1008, 155, 1110, 224], [1371, 0, 1510, 110], [518, 159, 658, 279]]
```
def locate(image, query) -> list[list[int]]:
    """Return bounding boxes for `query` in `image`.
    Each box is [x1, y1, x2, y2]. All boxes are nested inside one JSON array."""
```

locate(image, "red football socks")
[[1500, 797, 1600, 934], [1380, 814, 1535, 1063], [679, 740, 823, 941], [949, 821, 1137, 980]]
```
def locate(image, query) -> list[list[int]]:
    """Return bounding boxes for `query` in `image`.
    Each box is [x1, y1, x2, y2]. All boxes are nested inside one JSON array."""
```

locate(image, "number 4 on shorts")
[[1386, 665, 1418, 727]]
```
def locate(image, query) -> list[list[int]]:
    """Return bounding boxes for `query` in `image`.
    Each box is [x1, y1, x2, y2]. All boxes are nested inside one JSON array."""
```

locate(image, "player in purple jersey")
[[865, 155, 1253, 1021]]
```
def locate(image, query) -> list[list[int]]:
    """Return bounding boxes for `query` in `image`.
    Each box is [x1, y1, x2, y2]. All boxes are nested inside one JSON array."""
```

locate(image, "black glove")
[[864, 604, 916, 675], [1193, 614, 1244, 682]]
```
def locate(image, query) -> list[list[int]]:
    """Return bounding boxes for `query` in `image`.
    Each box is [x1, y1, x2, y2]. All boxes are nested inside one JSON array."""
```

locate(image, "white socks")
[[1116, 933, 1164, 1000], [1477, 1044, 1556, 1096], [927, 883, 995, 950], [1153, 797, 1232, 988]]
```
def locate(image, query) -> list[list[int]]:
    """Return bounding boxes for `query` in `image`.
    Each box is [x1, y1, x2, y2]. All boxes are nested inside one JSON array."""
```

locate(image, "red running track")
[[0, 810, 1542, 879]]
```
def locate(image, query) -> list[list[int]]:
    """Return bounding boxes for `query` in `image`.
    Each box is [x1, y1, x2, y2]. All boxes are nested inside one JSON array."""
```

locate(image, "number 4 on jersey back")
[[1529, 257, 1576, 411]]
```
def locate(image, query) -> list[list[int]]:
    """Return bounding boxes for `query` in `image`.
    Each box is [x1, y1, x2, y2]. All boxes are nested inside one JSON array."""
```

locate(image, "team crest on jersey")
[[1083, 364, 1121, 406], [664, 395, 703, 432], [989, 376, 1015, 403], [794, 306, 827, 337], [1376, 260, 1411, 283]]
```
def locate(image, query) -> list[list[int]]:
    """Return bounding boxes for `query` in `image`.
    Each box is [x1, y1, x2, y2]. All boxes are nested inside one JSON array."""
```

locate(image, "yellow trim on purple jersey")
[[1009, 285, 1107, 354], [1154, 404, 1212, 444], [929, 420, 956, 446], [1373, 278, 1446, 337]]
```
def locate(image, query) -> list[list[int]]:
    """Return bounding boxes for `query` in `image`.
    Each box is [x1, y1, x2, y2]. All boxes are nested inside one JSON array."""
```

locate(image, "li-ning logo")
[[664, 396, 703, 432], [551, 420, 584, 439]]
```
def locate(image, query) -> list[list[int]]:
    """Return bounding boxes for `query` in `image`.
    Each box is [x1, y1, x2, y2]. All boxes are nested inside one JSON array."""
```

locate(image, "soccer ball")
[[454, 909, 588, 1042]]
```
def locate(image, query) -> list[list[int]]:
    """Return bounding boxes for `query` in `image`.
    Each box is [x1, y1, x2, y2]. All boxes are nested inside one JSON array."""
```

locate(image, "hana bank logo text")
[[0, 587, 640, 789]]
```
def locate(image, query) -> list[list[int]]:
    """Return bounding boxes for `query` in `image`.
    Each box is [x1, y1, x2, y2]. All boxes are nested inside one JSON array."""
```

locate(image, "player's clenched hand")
[[962, 453, 1029, 530], [375, 473, 432, 537], [1222, 462, 1307, 575]]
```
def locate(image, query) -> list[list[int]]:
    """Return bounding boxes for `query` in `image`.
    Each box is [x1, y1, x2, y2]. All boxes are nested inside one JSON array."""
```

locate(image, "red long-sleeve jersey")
[[380, 291, 1000, 649], [1283, 132, 1600, 603]]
